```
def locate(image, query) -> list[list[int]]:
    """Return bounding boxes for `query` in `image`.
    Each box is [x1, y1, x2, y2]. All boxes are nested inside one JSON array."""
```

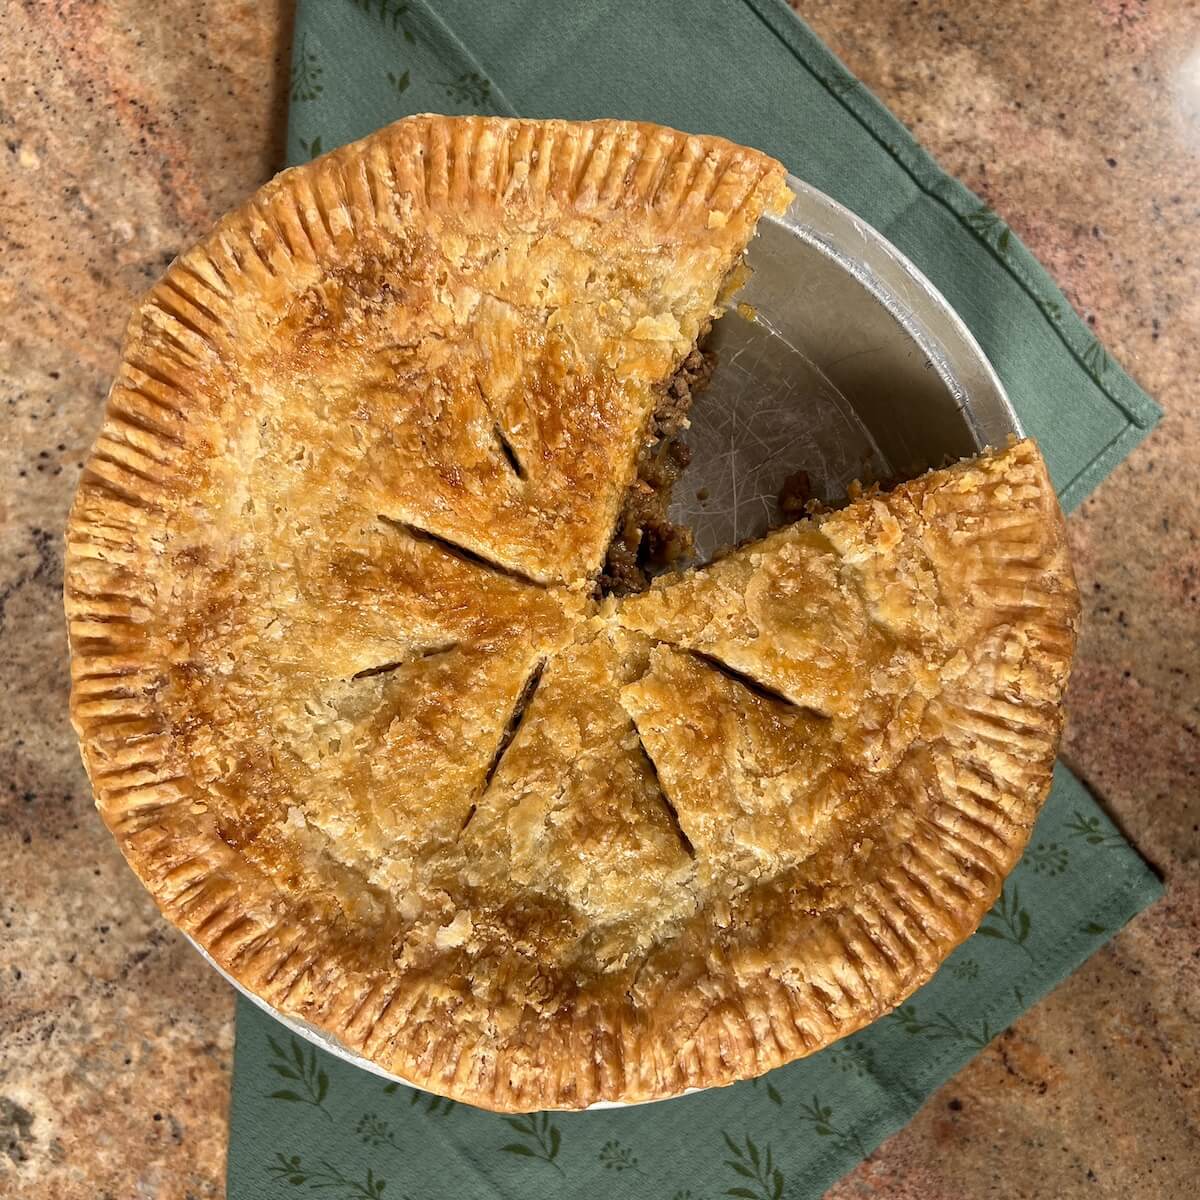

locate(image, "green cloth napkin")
[[227, 3, 1163, 1197]]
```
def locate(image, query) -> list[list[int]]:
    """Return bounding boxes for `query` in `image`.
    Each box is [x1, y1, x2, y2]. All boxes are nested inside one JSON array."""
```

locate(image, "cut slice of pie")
[[118, 115, 791, 586], [618, 439, 1078, 773], [620, 642, 866, 887], [458, 626, 697, 970], [67, 114, 1079, 1113]]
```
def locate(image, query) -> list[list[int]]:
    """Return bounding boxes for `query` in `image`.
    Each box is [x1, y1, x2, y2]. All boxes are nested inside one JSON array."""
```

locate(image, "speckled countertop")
[[1, 1, 1196, 1196]]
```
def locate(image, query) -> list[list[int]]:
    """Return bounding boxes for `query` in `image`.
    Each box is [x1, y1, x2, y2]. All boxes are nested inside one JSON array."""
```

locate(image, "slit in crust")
[[629, 717, 696, 860], [480, 659, 546, 796]]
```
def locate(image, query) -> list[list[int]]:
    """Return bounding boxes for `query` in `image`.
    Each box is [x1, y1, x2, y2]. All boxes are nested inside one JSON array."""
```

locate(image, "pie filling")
[[600, 336, 716, 596], [597, 320, 818, 598]]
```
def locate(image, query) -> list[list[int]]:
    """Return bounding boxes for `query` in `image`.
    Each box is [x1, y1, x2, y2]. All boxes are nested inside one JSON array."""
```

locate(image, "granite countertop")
[[1, 1, 1196, 1196]]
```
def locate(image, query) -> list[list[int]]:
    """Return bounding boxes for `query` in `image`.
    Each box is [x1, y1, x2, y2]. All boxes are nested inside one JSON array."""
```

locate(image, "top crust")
[[66, 115, 1077, 1111], [92, 113, 793, 586]]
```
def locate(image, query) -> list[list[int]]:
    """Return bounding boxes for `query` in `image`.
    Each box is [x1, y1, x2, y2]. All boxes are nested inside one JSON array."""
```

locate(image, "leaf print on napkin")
[[264, 1034, 332, 1120], [357, 1113, 402, 1152], [442, 72, 491, 106], [411, 1091, 455, 1115], [599, 1139, 646, 1176], [380, 1080, 456, 1115], [826, 1038, 874, 1078], [794, 1098, 868, 1159], [351, 0, 418, 42], [1081, 339, 1111, 384], [1066, 810, 1127, 847], [1027, 841, 1070, 876], [722, 1132, 786, 1200], [1034, 292, 1064, 322], [291, 33, 324, 102], [268, 1154, 386, 1198], [889, 1004, 994, 1050], [500, 1112, 564, 1175], [949, 955, 980, 981], [977, 883, 1034, 958], [964, 202, 1013, 253]]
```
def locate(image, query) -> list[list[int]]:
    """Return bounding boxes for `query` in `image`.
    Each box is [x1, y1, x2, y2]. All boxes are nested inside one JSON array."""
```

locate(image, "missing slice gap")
[[630, 717, 695, 859], [379, 516, 544, 588], [598, 332, 717, 598]]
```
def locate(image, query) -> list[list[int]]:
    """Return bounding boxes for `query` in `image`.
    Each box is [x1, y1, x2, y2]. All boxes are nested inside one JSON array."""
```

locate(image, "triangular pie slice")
[[594, 439, 1079, 1101], [71, 492, 578, 940], [68, 476, 581, 842], [457, 627, 697, 971], [248, 644, 553, 898], [620, 642, 871, 886], [618, 439, 1078, 772], [115, 115, 790, 584]]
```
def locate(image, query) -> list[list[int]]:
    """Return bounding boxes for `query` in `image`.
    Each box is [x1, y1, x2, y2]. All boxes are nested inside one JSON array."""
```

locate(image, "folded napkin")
[[227, 3, 1163, 1197]]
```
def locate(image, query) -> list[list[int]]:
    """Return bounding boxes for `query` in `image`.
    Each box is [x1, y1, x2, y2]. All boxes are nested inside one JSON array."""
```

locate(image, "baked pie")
[[66, 116, 1079, 1111]]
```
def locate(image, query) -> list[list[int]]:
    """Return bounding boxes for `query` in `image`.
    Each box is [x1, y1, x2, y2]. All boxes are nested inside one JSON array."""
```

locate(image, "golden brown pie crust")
[[66, 114, 1078, 1111]]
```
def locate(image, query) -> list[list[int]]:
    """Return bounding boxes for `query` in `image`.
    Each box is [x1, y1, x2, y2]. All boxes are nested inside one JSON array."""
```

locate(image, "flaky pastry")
[[66, 115, 1077, 1111]]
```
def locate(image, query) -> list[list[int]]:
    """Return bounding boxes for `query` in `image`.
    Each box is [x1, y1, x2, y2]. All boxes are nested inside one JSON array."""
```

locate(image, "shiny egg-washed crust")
[[66, 114, 1078, 1111]]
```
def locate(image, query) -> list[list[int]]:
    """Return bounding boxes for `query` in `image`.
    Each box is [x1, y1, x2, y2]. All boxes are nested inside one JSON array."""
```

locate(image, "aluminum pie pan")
[[187, 172, 1021, 1111]]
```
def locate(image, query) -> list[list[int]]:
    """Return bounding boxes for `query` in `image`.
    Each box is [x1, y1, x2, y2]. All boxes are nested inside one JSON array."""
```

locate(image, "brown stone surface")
[[0, 3, 294, 1198], [803, 2, 1200, 1197], [0, 1, 1195, 1196]]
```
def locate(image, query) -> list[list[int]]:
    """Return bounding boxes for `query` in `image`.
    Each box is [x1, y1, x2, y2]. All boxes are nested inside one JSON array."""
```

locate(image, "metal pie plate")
[[188, 174, 1021, 1109]]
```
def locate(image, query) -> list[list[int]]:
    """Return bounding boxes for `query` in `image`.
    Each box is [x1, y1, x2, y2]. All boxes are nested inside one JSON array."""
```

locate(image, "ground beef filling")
[[599, 341, 717, 596], [776, 468, 813, 522]]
